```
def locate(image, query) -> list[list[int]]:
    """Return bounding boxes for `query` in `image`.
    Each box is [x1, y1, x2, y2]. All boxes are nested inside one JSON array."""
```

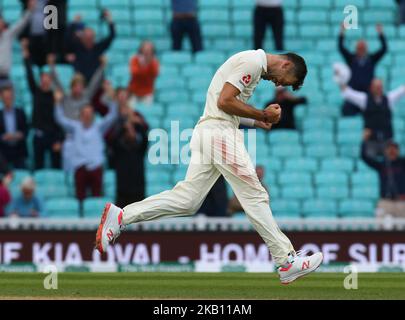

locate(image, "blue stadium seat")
[[199, 9, 230, 23], [132, 10, 164, 22], [302, 199, 337, 218], [315, 172, 348, 186], [182, 65, 213, 78], [83, 197, 112, 218], [46, 198, 80, 218], [37, 185, 69, 200], [284, 157, 318, 173], [194, 51, 226, 66], [339, 200, 375, 217], [305, 145, 337, 159], [199, 0, 230, 9], [302, 118, 334, 132], [34, 169, 65, 185], [351, 186, 379, 200], [321, 158, 354, 173], [270, 199, 301, 218], [351, 171, 379, 186], [278, 172, 312, 186], [282, 185, 314, 200], [271, 144, 304, 158], [162, 52, 192, 65], [268, 130, 300, 145], [302, 131, 334, 145], [317, 186, 349, 200]]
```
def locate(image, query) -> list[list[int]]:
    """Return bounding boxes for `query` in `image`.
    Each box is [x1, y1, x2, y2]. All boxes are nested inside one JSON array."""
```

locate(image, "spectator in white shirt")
[[340, 79, 405, 157]]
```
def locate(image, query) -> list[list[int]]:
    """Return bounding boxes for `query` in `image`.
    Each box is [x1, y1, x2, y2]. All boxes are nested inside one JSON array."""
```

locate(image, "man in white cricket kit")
[[96, 49, 323, 284]]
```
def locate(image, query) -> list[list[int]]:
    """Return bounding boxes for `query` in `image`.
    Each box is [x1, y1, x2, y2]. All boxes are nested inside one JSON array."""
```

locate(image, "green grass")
[[0, 273, 404, 300]]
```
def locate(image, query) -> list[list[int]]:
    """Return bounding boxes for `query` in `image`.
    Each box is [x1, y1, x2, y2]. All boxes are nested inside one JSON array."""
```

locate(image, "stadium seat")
[[351, 172, 379, 186], [282, 185, 314, 200], [161, 52, 192, 65], [45, 198, 80, 218], [268, 130, 300, 145], [302, 199, 337, 218], [339, 200, 375, 217], [278, 172, 312, 186], [37, 185, 69, 200], [351, 186, 379, 200], [270, 199, 301, 218], [317, 186, 349, 200], [271, 144, 304, 158], [34, 169, 65, 185], [315, 172, 348, 186], [321, 158, 354, 173], [284, 157, 318, 173], [305, 145, 337, 159], [83, 197, 113, 218]]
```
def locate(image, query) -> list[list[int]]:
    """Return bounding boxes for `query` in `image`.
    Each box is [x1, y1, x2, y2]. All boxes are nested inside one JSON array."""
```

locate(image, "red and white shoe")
[[277, 251, 323, 284], [95, 203, 124, 254]]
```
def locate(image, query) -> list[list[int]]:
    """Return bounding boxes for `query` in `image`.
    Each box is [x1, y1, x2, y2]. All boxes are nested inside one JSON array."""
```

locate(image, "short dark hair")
[[282, 52, 307, 91]]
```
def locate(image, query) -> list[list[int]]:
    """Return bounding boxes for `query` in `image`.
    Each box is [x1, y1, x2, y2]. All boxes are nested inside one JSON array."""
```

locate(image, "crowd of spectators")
[[0, 0, 404, 219]]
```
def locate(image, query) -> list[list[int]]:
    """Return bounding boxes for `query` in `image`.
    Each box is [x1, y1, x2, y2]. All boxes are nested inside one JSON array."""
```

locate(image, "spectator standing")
[[128, 41, 159, 107], [340, 79, 405, 157], [53, 59, 105, 172], [54, 82, 118, 202], [65, 10, 115, 115], [7, 176, 44, 218], [108, 88, 149, 207], [0, 169, 12, 218], [361, 131, 405, 218], [170, 0, 203, 53], [254, 0, 284, 51], [22, 42, 63, 169], [19, 0, 49, 67], [0, 86, 29, 169], [263, 87, 307, 130], [338, 24, 387, 116], [0, 0, 35, 89], [397, 0, 405, 25]]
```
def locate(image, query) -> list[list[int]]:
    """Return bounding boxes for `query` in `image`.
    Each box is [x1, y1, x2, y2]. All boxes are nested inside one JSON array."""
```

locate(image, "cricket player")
[[96, 49, 323, 284]]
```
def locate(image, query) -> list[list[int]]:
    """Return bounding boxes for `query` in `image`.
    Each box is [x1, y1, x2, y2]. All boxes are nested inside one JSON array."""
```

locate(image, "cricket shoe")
[[277, 251, 323, 284], [95, 203, 125, 254]]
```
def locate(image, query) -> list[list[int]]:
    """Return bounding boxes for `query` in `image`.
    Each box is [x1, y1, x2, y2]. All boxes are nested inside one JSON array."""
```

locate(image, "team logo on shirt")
[[240, 74, 252, 86]]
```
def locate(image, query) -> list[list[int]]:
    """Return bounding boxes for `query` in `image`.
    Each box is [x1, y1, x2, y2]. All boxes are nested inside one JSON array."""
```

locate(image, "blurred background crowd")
[[0, 0, 404, 220]]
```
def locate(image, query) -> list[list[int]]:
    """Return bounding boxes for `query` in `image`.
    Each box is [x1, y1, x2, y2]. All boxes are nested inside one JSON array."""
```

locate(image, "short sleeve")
[[225, 58, 261, 93]]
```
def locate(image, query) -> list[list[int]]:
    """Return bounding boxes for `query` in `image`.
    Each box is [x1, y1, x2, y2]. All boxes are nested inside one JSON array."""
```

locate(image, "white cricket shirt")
[[198, 49, 268, 128]]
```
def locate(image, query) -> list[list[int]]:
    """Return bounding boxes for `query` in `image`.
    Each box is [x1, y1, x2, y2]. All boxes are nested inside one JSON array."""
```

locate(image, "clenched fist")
[[263, 104, 282, 124]]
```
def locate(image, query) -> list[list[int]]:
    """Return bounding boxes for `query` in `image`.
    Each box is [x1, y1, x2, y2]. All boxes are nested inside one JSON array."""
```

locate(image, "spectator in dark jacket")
[[340, 79, 405, 157], [22, 41, 63, 169], [361, 131, 405, 218], [170, 0, 203, 53], [108, 88, 149, 208], [338, 23, 387, 116], [0, 86, 28, 169], [264, 87, 307, 130], [66, 10, 115, 116]]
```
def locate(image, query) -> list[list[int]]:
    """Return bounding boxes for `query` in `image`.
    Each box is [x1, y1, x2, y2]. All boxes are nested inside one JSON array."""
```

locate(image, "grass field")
[[0, 272, 404, 300]]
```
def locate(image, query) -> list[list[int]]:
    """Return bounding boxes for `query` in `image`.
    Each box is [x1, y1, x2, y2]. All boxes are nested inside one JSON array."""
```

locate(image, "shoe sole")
[[280, 254, 324, 285], [95, 203, 112, 254]]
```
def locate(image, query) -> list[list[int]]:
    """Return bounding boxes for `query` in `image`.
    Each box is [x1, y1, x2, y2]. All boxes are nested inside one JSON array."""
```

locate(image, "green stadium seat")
[[46, 198, 80, 218], [302, 199, 337, 218], [317, 186, 349, 200], [270, 199, 301, 218], [305, 145, 337, 159], [284, 157, 318, 173], [339, 200, 375, 217], [83, 197, 112, 218], [278, 172, 312, 186], [321, 158, 354, 173], [282, 185, 314, 200], [315, 172, 348, 186]]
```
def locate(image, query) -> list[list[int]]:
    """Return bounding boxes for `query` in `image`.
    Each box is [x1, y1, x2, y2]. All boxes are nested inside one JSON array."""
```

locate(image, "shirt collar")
[[257, 49, 268, 74]]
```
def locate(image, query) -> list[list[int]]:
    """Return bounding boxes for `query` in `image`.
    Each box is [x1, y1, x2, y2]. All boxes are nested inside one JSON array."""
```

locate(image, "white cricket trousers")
[[122, 119, 295, 265]]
